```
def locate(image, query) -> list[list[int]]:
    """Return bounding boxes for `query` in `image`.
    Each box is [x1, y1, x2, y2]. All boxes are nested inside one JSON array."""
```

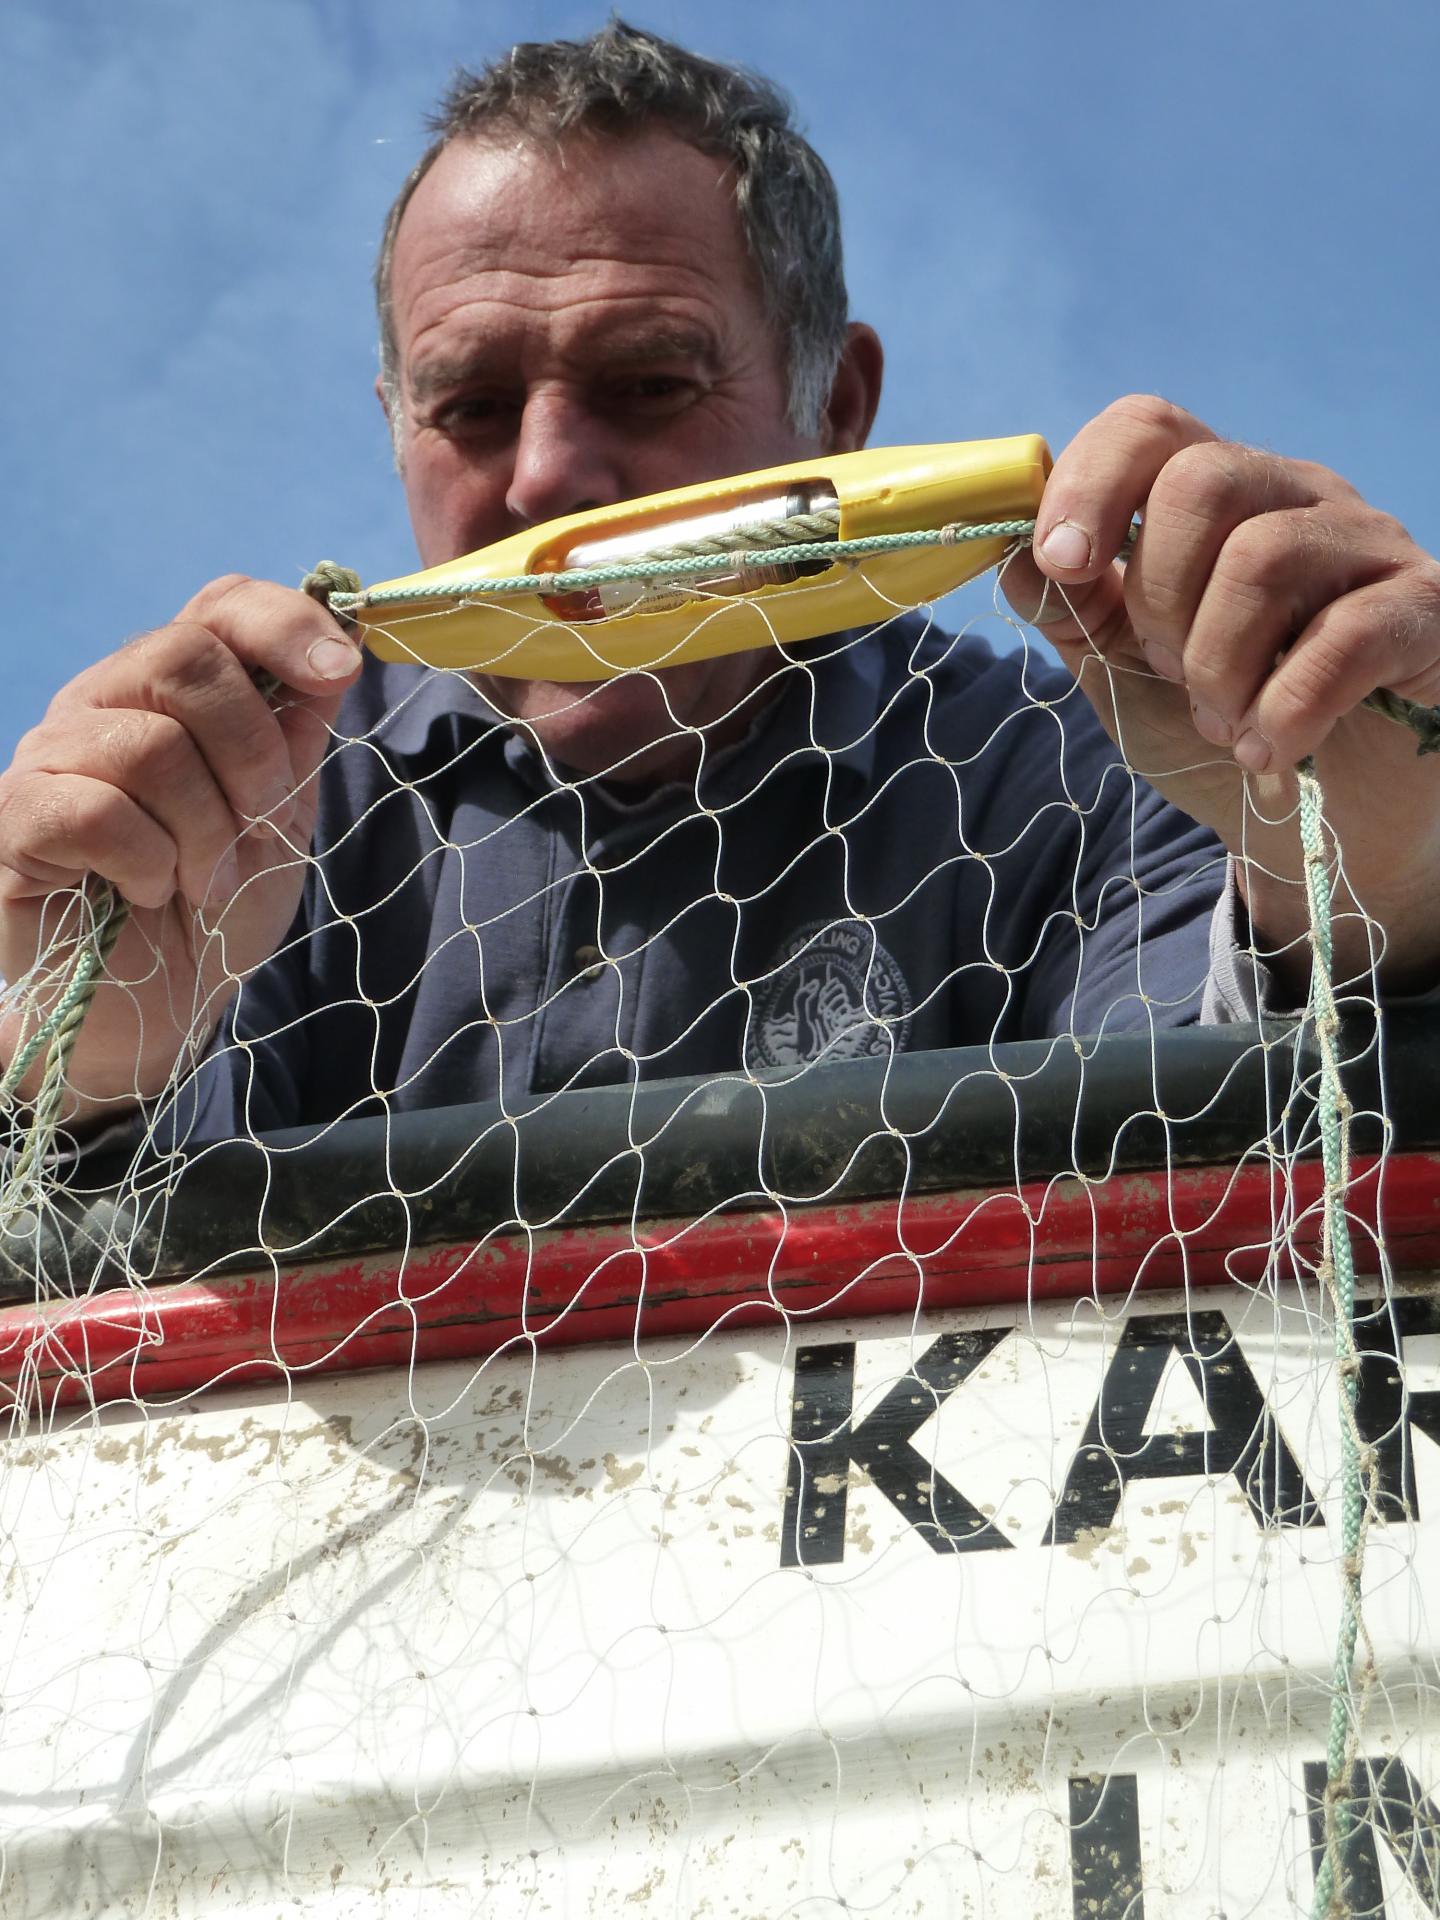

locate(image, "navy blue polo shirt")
[[180, 617, 1226, 1138]]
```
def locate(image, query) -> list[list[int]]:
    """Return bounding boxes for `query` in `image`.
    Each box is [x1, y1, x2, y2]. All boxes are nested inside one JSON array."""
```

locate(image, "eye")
[[605, 374, 701, 414], [433, 393, 519, 437]]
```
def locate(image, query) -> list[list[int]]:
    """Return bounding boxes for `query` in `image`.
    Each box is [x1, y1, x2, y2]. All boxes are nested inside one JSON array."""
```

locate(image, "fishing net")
[[0, 527, 1436, 1918]]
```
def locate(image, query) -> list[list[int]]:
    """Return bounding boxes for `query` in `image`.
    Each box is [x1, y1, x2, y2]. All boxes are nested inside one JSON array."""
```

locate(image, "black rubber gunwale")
[[9, 1013, 1434, 1297]]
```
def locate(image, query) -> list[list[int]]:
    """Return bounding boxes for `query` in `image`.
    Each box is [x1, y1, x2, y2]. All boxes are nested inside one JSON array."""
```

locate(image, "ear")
[[821, 323, 884, 454]]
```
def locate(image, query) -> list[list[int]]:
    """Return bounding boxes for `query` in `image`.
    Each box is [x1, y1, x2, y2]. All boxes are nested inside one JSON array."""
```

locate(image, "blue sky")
[[3, 0, 1436, 770]]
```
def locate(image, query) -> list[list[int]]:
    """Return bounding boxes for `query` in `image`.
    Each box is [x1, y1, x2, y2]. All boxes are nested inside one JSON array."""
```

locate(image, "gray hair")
[[374, 20, 849, 447]]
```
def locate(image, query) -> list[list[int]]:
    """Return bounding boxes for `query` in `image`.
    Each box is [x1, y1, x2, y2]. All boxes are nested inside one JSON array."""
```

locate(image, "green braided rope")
[[0, 601, 324, 1233], [1298, 758, 1378, 1920], [0, 879, 128, 1222], [0, 882, 125, 1107], [327, 518, 1039, 609], [330, 517, 1440, 755], [1362, 685, 1440, 756]]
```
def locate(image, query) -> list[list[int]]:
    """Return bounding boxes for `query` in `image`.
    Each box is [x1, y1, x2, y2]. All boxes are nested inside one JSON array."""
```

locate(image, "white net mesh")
[[0, 563, 1434, 1918]]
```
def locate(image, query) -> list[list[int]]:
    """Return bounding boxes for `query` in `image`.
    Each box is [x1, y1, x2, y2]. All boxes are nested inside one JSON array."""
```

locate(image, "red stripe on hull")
[[4, 1151, 1437, 1411]]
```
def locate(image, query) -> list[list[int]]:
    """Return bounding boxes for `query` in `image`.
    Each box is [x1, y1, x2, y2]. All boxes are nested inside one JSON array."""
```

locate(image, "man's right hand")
[[0, 576, 364, 1127]]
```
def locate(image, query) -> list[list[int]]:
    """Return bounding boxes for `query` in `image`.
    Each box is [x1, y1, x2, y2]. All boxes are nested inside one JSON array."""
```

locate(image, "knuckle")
[[1, 774, 103, 866], [0, 769, 30, 848], [122, 618, 190, 662], [53, 652, 122, 713], [8, 722, 52, 772], [1218, 516, 1299, 599], [1106, 392, 1191, 440], [0, 768, 54, 846], [181, 572, 255, 620], [1365, 506, 1414, 551], [1289, 457, 1359, 504], [62, 780, 128, 850], [1413, 558, 1440, 619], [105, 710, 192, 789], [147, 621, 241, 705], [1289, 505, 1349, 568], [1153, 440, 1248, 523], [1382, 571, 1440, 678]]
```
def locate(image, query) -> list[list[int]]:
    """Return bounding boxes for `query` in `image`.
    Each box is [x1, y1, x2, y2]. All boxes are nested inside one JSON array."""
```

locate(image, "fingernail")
[[1192, 701, 1233, 746], [1144, 641, 1184, 683], [307, 637, 361, 681], [215, 848, 241, 898], [1233, 726, 1273, 774], [1038, 522, 1092, 571]]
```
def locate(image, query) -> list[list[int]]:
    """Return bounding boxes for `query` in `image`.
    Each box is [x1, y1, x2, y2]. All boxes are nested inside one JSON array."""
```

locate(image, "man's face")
[[385, 128, 827, 783]]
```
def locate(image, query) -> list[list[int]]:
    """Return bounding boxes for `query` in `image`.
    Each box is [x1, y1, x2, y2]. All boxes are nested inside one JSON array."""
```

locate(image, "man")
[[1, 23, 1437, 1139]]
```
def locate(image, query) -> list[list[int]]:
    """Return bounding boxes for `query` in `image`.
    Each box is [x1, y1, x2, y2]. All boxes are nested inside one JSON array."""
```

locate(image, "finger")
[[0, 770, 178, 910], [1033, 395, 1218, 580], [179, 574, 365, 696], [1167, 502, 1405, 750], [1236, 570, 1440, 772], [17, 709, 257, 908], [56, 609, 351, 834], [180, 577, 361, 817], [1122, 450, 1361, 677], [53, 632, 297, 836]]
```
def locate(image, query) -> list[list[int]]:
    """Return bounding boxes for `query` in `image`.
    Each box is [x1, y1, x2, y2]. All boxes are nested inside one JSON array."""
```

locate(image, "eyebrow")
[[408, 322, 720, 402], [590, 322, 720, 369]]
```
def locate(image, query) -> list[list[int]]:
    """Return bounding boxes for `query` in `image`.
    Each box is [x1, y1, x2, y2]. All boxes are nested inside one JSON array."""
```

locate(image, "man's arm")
[[0, 576, 363, 1128], [1001, 394, 1440, 998]]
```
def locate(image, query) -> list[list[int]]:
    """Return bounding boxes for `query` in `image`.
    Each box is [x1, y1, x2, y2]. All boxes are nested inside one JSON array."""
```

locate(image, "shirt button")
[[573, 944, 606, 982]]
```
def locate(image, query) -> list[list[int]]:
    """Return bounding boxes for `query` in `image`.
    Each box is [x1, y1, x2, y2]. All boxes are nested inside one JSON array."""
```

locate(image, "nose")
[[505, 389, 624, 530]]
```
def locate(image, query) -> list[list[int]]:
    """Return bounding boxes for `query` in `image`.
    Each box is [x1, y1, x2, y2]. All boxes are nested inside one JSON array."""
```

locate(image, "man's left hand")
[[1000, 394, 1440, 995]]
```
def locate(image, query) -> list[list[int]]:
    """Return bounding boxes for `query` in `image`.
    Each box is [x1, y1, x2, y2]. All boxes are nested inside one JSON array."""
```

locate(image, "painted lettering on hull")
[[782, 1296, 1440, 1567], [1062, 1759, 1440, 1920]]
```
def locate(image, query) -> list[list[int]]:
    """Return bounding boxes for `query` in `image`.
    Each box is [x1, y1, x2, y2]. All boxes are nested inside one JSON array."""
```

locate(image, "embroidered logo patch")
[[746, 919, 914, 1070]]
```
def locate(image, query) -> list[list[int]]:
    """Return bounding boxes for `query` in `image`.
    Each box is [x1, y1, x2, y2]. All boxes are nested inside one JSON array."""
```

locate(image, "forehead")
[[388, 129, 767, 368]]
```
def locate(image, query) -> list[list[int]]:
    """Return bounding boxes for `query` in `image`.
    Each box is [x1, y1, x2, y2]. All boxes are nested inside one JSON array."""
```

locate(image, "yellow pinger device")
[[344, 436, 1051, 680]]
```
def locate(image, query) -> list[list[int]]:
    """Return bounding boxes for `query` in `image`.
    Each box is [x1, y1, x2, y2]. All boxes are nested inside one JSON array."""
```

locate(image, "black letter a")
[[1045, 1309, 1320, 1544]]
